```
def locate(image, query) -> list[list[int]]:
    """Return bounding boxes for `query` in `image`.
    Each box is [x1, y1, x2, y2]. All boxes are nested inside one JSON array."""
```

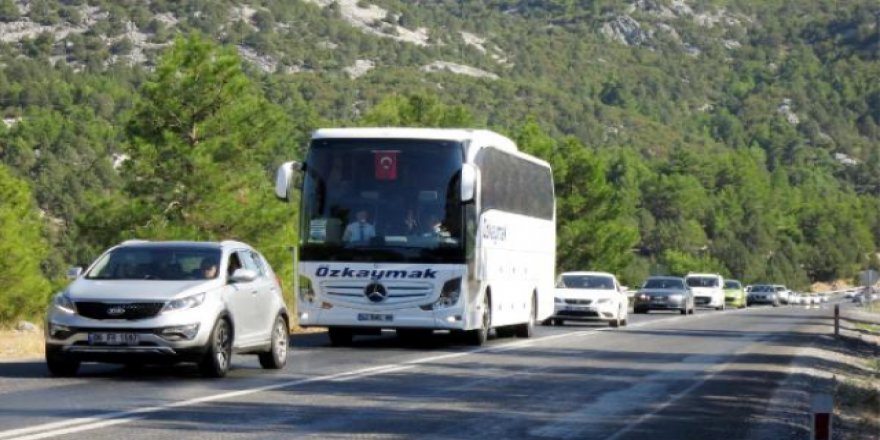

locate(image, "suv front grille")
[[75, 302, 165, 320], [564, 299, 592, 305]]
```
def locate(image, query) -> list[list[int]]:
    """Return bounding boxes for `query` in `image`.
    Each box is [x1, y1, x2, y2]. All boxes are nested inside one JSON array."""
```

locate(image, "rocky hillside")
[[0, 0, 879, 295]]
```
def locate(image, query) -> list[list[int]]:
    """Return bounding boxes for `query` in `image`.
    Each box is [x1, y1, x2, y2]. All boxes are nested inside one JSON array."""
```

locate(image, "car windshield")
[[300, 138, 465, 263], [559, 275, 615, 289], [724, 280, 742, 289], [774, 286, 786, 291], [643, 278, 685, 289], [85, 247, 222, 281], [686, 277, 719, 288]]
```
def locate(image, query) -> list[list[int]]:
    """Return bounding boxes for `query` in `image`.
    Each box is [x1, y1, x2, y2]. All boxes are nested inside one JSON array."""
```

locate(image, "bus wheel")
[[466, 293, 490, 346], [328, 327, 353, 346], [515, 294, 536, 338]]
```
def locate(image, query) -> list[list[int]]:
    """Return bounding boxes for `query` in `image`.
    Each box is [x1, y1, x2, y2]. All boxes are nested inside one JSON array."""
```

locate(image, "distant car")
[[634, 276, 695, 315], [818, 294, 828, 303], [747, 284, 780, 307], [723, 279, 747, 309], [685, 273, 726, 310], [550, 272, 629, 327], [773, 285, 792, 305], [844, 290, 855, 299], [45, 240, 290, 378]]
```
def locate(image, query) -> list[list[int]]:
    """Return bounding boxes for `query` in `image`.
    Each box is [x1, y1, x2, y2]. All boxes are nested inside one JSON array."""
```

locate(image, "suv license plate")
[[357, 313, 393, 322], [89, 333, 139, 346]]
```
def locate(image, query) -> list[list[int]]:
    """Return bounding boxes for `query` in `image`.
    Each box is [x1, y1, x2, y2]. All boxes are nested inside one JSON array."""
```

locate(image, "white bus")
[[274, 128, 556, 346]]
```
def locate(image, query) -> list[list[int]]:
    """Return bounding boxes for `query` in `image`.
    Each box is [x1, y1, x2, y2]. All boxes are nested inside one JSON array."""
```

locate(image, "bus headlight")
[[434, 278, 462, 308], [298, 276, 315, 303]]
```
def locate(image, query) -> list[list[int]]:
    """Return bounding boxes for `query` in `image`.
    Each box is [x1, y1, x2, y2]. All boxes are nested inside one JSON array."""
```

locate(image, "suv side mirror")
[[230, 269, 258, 283], [275, 161, 302, 201], [66, 267, 83, 280], [461, 163, 479, 203]]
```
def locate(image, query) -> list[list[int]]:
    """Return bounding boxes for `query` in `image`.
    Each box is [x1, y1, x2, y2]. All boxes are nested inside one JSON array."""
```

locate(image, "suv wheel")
[[259, 315, 289, 369], [46, 346, 80, 377], [199, 318, 232, 378]]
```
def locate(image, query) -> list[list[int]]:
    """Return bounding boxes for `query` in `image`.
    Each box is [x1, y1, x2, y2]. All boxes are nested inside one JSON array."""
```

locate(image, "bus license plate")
[[89, 333, 139, 346], [357, 313, 393, 322]]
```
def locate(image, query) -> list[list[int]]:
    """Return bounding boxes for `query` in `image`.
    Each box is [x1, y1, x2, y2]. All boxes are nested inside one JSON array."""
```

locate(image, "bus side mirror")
[[275, 161, 301, 201], [461, 163, 479, 203]]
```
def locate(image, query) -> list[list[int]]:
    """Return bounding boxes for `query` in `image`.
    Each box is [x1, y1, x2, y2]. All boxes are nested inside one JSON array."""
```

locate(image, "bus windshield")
[[300, 138, 465, 263]]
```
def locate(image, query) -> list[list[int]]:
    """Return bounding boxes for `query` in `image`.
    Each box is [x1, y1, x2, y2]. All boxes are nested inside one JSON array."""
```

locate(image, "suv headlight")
[[162, 293, 206, 313], [52, 293, 77, 315], [596, 298, 611, 304], [669, 294, 683, 301]]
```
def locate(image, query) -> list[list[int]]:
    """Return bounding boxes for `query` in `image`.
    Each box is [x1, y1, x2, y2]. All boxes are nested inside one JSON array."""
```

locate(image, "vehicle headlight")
[[434, 278, 462, 308], [162, 293, 206, 313], [597, 298, 611, 304], [52, 293, 77, 315], [298, 275, 315, 304], [669, 294, 683, 301], [638, 293, 649, 300]]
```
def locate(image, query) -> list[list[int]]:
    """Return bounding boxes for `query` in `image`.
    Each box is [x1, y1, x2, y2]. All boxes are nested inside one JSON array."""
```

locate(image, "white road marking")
[[0, 307, 757, 440]]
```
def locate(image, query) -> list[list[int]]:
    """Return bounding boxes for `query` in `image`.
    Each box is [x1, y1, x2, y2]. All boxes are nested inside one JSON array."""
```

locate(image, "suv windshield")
[[559, 275, 615, 289], [86, 246, 222, 281], [300, 138, 465, 263], [643, 278, 685, 289], [686, 277, 720, 288], [751, 285, 774, 292]]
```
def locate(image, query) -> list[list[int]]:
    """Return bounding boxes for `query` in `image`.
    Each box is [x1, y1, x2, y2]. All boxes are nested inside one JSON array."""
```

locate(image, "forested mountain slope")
[[1, 0, 879, 320]]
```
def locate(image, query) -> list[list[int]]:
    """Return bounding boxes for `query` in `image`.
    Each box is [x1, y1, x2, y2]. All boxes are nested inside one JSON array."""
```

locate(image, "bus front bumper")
[[297, 303, 469, 330]]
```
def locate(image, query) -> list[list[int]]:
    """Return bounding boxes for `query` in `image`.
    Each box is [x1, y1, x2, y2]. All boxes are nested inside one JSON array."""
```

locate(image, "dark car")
[[746, 284, 780, 307], [634, 276, 695, 315]]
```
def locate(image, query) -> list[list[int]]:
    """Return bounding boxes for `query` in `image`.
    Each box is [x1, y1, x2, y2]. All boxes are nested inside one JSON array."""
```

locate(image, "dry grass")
[[837, 375, 880, 439], [833, 336, 880, 440], [0, 329, 44, 361]]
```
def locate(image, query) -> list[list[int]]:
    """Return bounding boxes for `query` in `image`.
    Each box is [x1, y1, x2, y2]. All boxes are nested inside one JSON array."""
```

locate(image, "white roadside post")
[[811, 393, 833, 440]]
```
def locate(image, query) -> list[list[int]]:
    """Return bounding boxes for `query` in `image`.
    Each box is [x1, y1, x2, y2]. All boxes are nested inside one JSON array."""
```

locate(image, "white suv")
[[685, 273, 726, 310], [45, 240, 289, 378], [773, 285, 792, 305]]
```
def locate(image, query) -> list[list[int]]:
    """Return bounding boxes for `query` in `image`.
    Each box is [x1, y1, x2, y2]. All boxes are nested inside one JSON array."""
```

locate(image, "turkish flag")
[[374, 151, 399, 180]]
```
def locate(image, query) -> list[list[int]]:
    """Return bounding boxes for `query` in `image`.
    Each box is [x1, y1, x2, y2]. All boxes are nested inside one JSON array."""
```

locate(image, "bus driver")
[[342, 209, 376, 243]]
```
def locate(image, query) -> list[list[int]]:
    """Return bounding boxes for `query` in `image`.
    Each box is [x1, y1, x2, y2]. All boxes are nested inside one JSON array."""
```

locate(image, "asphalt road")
[[0, 302, 845, 440]]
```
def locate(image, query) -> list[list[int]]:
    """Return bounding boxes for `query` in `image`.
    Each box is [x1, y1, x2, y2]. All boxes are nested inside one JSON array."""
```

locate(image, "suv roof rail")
[[220, 240, 250, 248], [120, 239, 150, 245]]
